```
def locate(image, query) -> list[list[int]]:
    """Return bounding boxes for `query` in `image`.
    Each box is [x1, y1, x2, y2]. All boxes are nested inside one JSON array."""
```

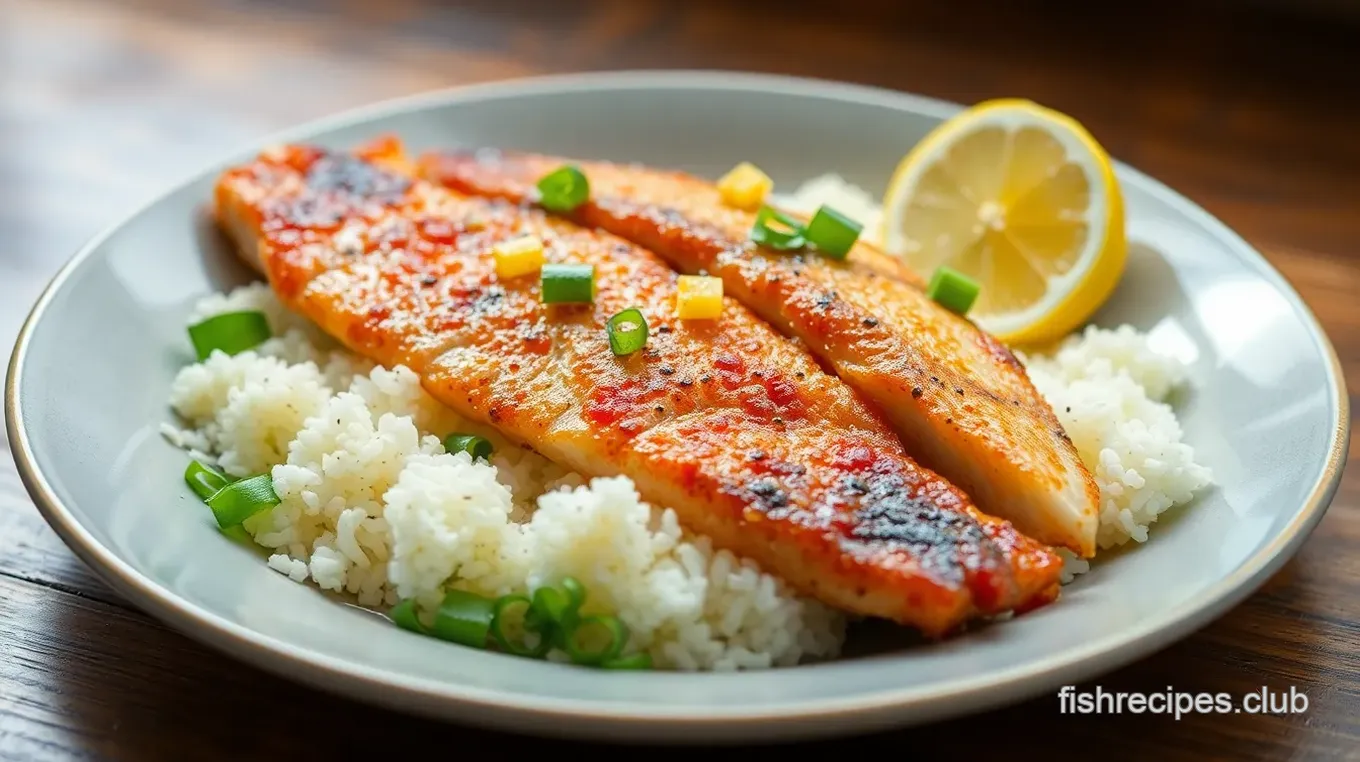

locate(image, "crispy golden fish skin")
[[214, 139, 1064, 636], [420, 150, 1101, 558]]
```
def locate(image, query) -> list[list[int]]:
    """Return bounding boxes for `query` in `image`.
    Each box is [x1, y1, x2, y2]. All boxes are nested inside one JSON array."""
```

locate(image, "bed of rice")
[[162, 175, 1212, 671]]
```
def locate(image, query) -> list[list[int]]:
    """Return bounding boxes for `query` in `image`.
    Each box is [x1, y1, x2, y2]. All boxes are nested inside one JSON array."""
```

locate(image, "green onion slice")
[[490, 594, 551, 657], [601, 652, 653, 670], [926, 265, 982, 316], [562, 614, 629, 665], [560, 576, 586, 614], [530, 576, 586, 630], [804, 205, 863, 259], [532, 586, 571, 626], [185, 460, 231, 501], [390, 598, 429, 635], [205, 474, 280, 529], [443, 433, 493, 462], [430, 590, 496, 647], [391, 591, 496, 649], [536, 165, 590, 213], [541, 263, 595, 304], [187, 311, 272, 361], [606, 308, 648, 356], [749, 206, 807, 251]]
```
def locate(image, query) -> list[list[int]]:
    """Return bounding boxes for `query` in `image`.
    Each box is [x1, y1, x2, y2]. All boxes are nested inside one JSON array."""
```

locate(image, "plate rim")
[[4, 69, 1351, 739]]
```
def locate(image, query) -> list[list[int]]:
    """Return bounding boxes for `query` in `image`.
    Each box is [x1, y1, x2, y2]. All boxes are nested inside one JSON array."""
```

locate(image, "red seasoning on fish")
[[421, 149, 1102, 557], [214, 138, 1063, 638]]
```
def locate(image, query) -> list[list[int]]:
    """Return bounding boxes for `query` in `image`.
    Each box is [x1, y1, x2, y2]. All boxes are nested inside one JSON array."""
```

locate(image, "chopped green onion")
[[536, 165, 590, 213], [388, 577, 645, 669], [562, 615, 629, 665], [390, 598, 429, 635], [522, 600, 548, 636], [187, 311, 272, 361], [430, 590, 496, 647], [391, 591, 496, 649], [490, 594, 551, 657], [559, 577, 586, 614], [926, 265, 982, 316], [804, 205, 863, 259], [185, 460, 231, 501], [532, 586, 572, 626], [531, 576, 586, 630], [601, 652, 653, 670], [749, 206, 807, 251], [541, 263, 595, 304], [205, 474, 279, 529], [606, 308, 648, 356], [443, 433, 493, 461]]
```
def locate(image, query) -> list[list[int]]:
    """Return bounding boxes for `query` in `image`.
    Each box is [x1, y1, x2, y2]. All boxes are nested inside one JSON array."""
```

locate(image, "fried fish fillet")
[[421, 150, 1101, 557], [214, 138, 1063, 636]]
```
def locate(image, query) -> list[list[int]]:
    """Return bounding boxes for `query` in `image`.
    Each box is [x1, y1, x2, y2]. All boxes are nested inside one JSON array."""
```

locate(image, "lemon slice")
[[880, 99, 1126, 345]]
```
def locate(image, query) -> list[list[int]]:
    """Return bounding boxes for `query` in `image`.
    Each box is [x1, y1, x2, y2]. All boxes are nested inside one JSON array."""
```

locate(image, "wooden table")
[[3, 0, 1358, 758]]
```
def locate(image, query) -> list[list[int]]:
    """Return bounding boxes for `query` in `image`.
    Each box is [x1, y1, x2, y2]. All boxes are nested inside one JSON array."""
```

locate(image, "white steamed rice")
[[1022, 325, 1214, 578], [163, 175, 1212, 670], [166, 283, 846, 671]]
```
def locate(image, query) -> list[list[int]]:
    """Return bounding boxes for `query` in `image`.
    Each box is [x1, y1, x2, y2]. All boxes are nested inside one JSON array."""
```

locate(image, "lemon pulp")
[[881, 99, 1125, 345]]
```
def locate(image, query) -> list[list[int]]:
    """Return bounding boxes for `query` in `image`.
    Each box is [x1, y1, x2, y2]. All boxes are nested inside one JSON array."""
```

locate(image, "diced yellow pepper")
[[676, 275, 724, 319], [716, 162, 773, 211], [493, 235, 545, 279]]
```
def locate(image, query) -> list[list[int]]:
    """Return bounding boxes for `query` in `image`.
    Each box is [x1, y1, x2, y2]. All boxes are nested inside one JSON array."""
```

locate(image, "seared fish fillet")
[[214, 138, 1063, 636], [421, 150, 1101, 557]]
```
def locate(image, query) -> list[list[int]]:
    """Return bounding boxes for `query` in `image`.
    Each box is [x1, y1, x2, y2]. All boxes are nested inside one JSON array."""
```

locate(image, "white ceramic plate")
[[6, 71, 1349, 743]]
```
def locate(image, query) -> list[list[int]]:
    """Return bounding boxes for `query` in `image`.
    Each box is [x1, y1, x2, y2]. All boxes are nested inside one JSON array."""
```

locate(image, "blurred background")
[[4, 0, 1354, 370], [3, 0, 1358, 267]]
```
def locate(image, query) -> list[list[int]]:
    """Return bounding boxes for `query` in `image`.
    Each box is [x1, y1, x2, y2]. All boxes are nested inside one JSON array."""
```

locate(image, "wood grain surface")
[[2, 0, 1358, 758]]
